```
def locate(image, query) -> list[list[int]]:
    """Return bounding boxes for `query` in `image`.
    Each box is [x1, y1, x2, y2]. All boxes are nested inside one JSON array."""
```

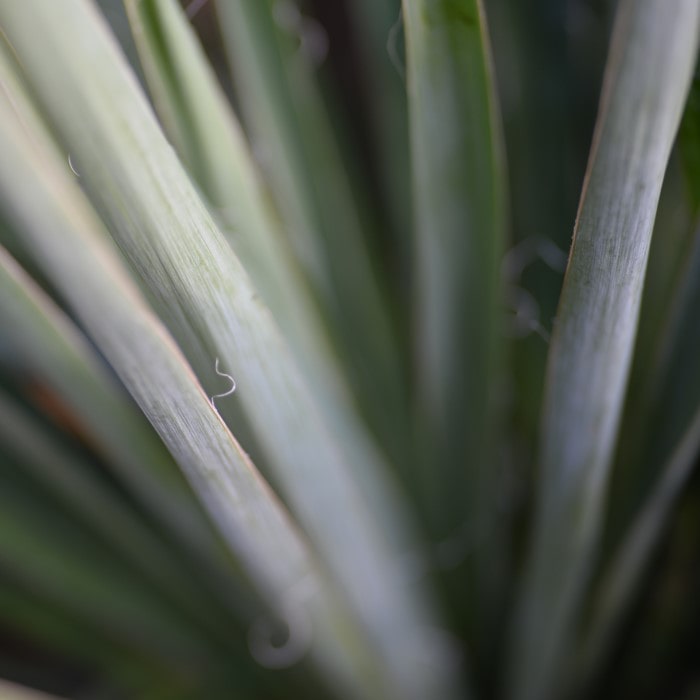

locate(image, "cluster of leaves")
[[0, 1, 698, 699]]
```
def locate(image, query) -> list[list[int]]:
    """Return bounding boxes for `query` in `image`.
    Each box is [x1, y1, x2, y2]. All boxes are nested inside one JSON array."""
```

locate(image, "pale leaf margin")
[[507, 3, 700, 699], [121, 0, 414, 562], [0, 46, 378, 697], [0, 241, 252, 615], [0, 3, 458, 696]]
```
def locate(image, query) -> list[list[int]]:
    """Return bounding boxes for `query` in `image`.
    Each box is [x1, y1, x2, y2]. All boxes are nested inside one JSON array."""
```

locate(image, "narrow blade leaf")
[[508, 3, 700, 699]]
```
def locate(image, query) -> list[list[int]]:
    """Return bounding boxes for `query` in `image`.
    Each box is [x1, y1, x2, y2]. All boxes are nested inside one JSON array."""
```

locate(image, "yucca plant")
[[0, 0, 699, 698]]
